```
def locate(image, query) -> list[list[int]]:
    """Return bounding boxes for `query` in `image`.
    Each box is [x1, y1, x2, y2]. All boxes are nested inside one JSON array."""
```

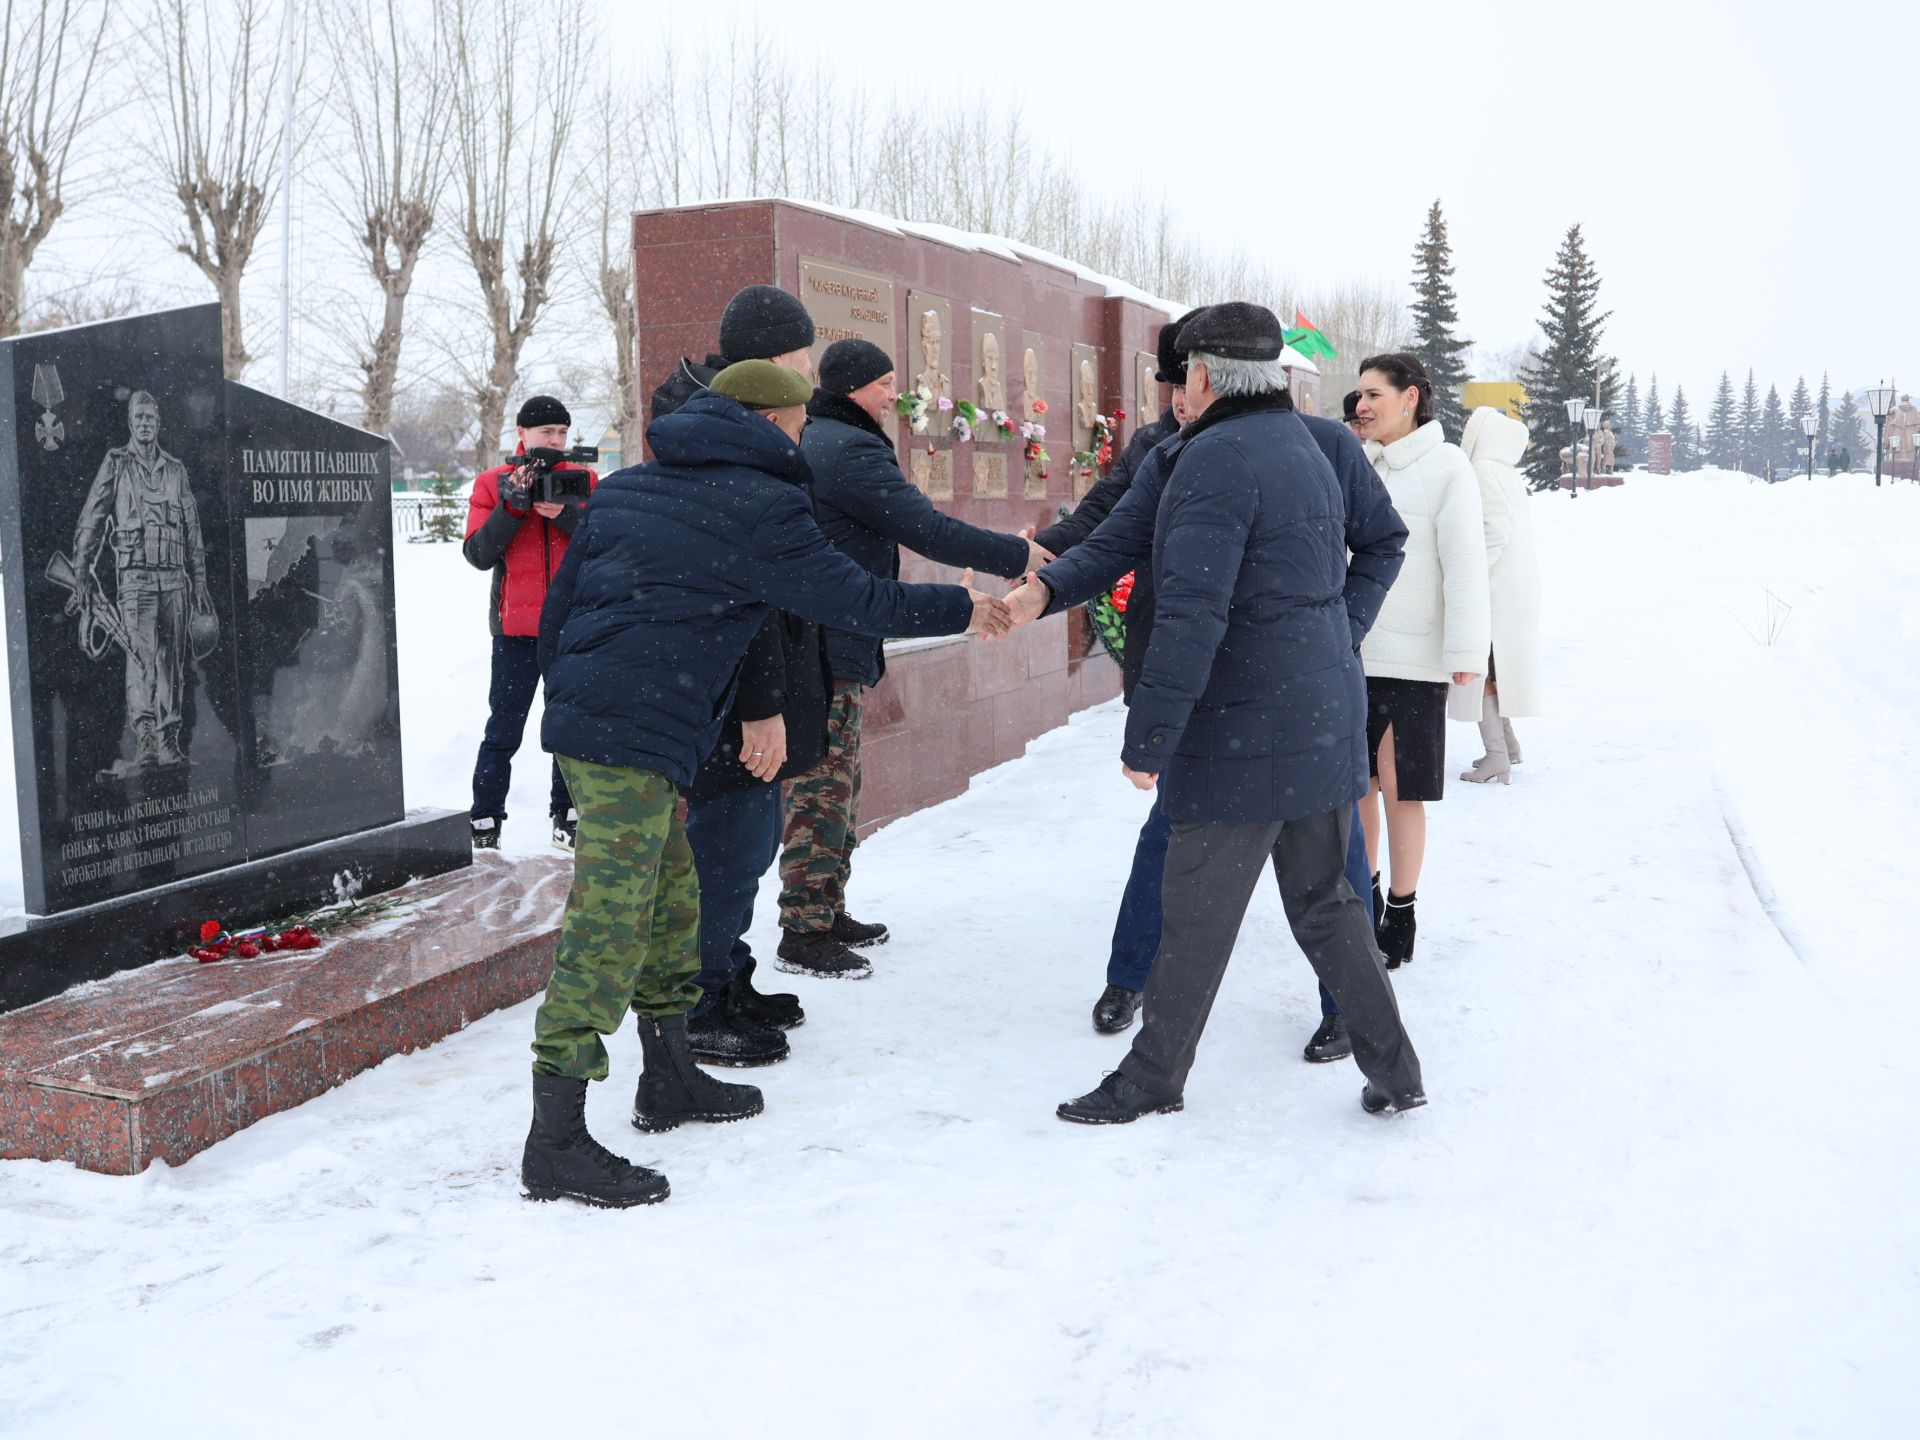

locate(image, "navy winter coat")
[[803, 394, 1029, 686], [539, 393, 974, 786], [1037, 395, 1408, 824]]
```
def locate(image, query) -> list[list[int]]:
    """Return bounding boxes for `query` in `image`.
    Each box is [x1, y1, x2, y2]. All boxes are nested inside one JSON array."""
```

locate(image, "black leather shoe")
[[685, 1006, 789, 1067], [1057, 1072, 1184, 1125], [1303, 1014, 1352, 1063], [830, 913, 890, 948], [776, 930, 873, 980], [1361, 1082, 1428, 1116], [1091, 984, 1141, 1034]]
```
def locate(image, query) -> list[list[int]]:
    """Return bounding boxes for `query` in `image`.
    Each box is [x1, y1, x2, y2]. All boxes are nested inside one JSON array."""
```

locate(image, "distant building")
[[1463, 381, 1527, 420]]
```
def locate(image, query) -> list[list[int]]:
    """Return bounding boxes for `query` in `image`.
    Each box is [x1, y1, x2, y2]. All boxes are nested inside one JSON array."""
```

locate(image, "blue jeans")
[[471, 635, 570, 821], [683, 781, 783, 1018], [1108, 795, 1373, 1019]]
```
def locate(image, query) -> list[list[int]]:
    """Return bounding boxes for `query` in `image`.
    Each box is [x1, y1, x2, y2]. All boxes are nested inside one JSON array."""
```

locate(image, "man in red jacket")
[[463, 395, 597, 850]]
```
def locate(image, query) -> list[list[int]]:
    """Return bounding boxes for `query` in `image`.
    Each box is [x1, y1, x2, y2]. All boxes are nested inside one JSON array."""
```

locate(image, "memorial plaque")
[[908, 447, 954, 501], [798, 257, 895, 375], [906, 290, 953, 438], [2, 306, 247, 913], [228, 384, 404, 857], [1137, 351, 1160, 431], [1025, 453, 1050, 501], [1071, 344, 1100, 455], [1, 305, 409, 917], [973, 452, 1008, 499], [972, 310, 1008, 419]]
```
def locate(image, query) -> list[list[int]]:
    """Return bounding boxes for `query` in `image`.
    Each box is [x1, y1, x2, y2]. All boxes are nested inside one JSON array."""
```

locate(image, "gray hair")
[[1188, 351, 1290, 399]]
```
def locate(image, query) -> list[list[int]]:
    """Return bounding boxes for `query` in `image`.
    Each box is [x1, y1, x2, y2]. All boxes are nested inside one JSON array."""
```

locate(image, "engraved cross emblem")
[[31, 363, 65, 450]]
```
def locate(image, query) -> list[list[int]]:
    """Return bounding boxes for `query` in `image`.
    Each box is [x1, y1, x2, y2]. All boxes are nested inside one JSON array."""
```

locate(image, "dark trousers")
[[683, 781, 783, 1017], [471, 635, 570, 821], [1117, 806, 1422, 1101], [1109, 795, 1370, 1019]]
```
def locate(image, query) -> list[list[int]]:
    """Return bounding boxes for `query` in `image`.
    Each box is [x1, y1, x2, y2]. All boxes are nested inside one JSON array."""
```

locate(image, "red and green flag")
[[1282, 310, 1337, 364]]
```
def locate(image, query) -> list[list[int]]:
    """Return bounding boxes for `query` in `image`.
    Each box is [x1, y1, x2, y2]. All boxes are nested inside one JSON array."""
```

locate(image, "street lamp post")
[[1867, 381, 1897, 487], [1583, 405, 1601, 494], [1800, 412, 1818, 482], [1564, 396, 1587, 499]]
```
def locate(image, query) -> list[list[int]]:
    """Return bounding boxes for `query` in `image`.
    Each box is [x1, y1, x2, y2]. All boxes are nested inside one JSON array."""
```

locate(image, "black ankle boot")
[[1302, 1014, 1352, 1063], [731, 956, 804, 1030], [633, 1015, 765, 1133], [1378, 889, 1417, 969], [686, 1004, 790, 1067], [522, 1074, 670, 1208]]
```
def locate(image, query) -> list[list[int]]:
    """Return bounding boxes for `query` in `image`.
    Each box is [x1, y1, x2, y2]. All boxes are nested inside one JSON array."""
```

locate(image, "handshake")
[[963, 529, 1056, 639]]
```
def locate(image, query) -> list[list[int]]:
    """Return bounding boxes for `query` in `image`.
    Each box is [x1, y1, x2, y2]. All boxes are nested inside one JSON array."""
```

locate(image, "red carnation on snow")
[[198, 919, 222, 943]]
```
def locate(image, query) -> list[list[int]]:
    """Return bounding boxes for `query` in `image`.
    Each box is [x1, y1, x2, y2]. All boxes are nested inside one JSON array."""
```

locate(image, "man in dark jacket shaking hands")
[[776, 338, 1049, 978], [520, 360, 1012, 1209], [1048, 303, 1427, 1126]]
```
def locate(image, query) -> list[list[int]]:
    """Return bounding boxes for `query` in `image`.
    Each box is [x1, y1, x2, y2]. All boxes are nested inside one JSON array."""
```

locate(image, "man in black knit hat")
[[774, 337, 1051, 979], [648, 283, 818, 424]]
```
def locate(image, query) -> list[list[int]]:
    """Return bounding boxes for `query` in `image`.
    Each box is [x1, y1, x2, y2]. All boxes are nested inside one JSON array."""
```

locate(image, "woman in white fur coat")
[[1354, 354, 1490, 969], [1457, 407, 1544, 783]]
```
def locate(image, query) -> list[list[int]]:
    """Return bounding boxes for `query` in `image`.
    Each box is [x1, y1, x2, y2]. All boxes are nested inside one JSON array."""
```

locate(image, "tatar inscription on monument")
[[973, 452, 1008, 500], [908, 447, 954, 501], [797, 256, 896, 375]]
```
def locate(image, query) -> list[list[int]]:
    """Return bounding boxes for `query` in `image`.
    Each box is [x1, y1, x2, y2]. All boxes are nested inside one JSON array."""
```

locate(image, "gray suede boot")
[[1461, 692, 1512, 784], [1502, 716, 1523, 764]]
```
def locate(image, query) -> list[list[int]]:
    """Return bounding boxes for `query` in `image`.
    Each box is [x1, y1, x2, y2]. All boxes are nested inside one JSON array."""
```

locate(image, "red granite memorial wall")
[[631, 200, 1155, 832]]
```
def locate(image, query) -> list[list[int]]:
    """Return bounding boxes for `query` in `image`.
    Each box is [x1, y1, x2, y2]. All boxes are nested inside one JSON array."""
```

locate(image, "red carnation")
[[199, 920, 222, 943], [260, 934, 281, 953], [235, 941, 261, 959], [1114, 408, 1128, 421], [1031, 399, 1048, 414]]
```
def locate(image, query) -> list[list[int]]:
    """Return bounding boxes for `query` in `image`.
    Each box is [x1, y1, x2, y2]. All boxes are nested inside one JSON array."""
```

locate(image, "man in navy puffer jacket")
[[518, 360, 1009, 1210]]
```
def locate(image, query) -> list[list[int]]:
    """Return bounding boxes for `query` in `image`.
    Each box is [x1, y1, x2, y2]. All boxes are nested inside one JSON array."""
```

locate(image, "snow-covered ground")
[[3, 472, 1918, 1437]]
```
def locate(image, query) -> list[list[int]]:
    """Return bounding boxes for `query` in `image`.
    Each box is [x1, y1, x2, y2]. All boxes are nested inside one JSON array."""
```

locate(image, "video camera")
[[503, 445, 599, 505]]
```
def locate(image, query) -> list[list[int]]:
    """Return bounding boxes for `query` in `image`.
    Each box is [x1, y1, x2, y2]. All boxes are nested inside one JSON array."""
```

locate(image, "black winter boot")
[[522, 1074, 669, 1208], [1303, 1014, 1352, 1063], [685, 1004, 790, 1067], [633, 1015, 765, 1133], [1091, 984, 1141, 1034], [830, 912, 890, 948], [730, 956, 804, 1030], [776, 930, 873, 980], [1378, 889, 1417, 969]]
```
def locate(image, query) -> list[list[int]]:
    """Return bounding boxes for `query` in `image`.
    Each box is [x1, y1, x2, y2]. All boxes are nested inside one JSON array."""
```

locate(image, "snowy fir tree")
[[1761, 384, 1790, 476], [1643, 373, 1665, 435], [1828, 387, 1863, 471], [1737, 369, 1761, 472], [1789, 376, 1811, 435], [1669, 385, 1699, 470], [1817, 372, 1832, 455], [1407, 201, 1472, 438], [1706, 372, 1737, 468], [1517, 223, 1615, 485], [1618, 373, 1641, 464]]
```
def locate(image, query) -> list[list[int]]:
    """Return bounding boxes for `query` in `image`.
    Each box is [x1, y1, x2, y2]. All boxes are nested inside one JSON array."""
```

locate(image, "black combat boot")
[[1377, 889, 1417, 969], [1303, 1014, 1352, 1063], [522, 1074, 669, 1208], [633, 1014, 765, 1133], [830, 913, 890, 948], [1361, 1081, 1429, 1116], [1091, 984, 1141, 1034], [685, 1003, 790, 1067], [1056, 1071, 1184, 1125], [776, 930, 873, 980], [728, 956, 804, 1030]]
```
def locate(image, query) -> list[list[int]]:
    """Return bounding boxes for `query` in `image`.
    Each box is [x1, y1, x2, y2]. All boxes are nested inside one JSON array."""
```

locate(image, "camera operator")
[[463, 394, 598, 851]]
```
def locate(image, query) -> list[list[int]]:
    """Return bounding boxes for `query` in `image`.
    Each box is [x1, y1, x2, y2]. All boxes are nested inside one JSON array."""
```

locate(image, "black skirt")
[[1366, 677, 1449, 802]]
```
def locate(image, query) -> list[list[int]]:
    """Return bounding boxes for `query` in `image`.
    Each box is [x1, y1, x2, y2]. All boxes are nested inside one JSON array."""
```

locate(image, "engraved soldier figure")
[[978, 330, 1005, 412], [1076, 357, 1098, 433], [69, 390, 214, 768], [1597, 418, 1617, 475], [914, 308, 949, 399]]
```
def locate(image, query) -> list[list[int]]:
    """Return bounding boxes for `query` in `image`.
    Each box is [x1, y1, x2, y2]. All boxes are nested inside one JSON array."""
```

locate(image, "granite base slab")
[[0, 809, 475, 1013], [0, 851, 568, 1175]]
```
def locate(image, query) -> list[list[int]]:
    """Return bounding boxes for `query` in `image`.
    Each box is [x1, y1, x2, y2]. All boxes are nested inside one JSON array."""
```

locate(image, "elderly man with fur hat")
[[520, 358, 1013, 1209]]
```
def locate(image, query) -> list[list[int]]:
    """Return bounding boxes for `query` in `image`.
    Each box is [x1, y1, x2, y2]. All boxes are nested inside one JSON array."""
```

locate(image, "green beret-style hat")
[[709, 358, 815, 410]]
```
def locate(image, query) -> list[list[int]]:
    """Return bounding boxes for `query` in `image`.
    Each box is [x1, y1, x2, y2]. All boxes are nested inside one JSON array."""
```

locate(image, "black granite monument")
[[1, 304, 469, 1009]]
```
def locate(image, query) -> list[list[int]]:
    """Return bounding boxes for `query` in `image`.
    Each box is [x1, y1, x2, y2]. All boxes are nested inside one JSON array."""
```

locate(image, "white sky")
[[621, 0, 1920, 407]]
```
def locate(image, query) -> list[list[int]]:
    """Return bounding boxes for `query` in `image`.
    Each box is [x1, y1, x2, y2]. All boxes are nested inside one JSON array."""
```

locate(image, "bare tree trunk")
[[148, 0, 295, 378], [445, 0, 584, 472], [0, 0, 110, 336], [584, 93, 636, 453], [321, 0, 450, 435]]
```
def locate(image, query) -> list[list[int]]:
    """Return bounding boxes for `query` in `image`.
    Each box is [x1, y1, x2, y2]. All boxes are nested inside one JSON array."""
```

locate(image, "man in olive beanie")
[[774, 337, 1049, 980]]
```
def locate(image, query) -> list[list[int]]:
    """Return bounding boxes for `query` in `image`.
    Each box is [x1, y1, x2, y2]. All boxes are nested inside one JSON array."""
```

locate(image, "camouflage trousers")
[[530, 757, 701, 1080], [777, 680, 865, 934]]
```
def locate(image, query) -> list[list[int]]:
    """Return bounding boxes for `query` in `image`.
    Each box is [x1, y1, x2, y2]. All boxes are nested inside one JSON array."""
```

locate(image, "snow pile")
[[2, 471, 1918, 1437]]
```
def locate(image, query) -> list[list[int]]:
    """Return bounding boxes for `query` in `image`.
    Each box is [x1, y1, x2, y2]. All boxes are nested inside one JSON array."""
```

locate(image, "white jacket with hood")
[[1360, 419, 1491, 698], [1458, 406, 1544, 718]]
